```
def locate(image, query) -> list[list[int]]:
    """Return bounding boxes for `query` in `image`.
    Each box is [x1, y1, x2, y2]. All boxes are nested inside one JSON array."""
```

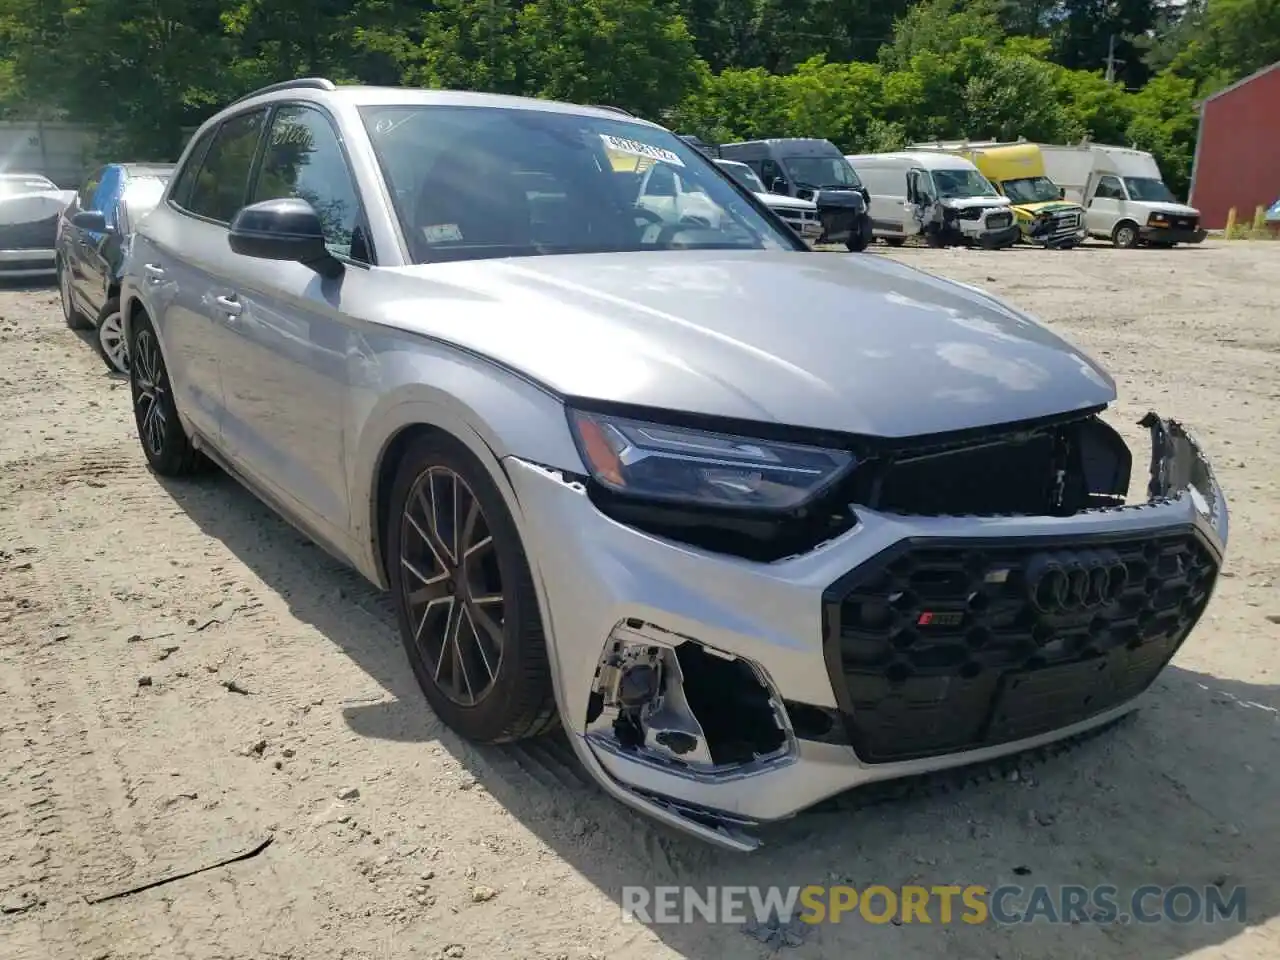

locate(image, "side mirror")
[[1058, 187, 1066, 200], [770, 177, 789, 194], [228, 198, 342, 278], [71, 210, 109, 232]]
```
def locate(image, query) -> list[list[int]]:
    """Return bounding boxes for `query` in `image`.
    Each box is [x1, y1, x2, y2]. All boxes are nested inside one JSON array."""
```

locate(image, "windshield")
[[1001, 176, 1062, 204], [359, 105, 797, 263], [122, 177, 169, 219], [1123, 177, 1177, 203], [717, 161, 766, 193], [781, 156, 861, 190], [932, 168, 1000, 200]]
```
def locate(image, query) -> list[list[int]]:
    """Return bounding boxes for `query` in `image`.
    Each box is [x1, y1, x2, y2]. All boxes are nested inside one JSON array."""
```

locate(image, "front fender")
[[345, 330, 585, 586]]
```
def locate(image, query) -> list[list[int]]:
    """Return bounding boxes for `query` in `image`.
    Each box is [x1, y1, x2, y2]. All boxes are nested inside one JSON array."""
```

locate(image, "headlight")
[[567, 409, 855, 511], [1148, 213, 1167, 225]]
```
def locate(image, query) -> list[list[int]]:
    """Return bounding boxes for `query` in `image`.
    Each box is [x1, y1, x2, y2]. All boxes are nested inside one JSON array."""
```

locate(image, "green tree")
[[518, 0, 704, 118]]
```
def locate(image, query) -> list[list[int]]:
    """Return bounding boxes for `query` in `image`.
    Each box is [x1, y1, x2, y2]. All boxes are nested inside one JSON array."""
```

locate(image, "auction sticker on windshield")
[[600, 134, 685, 168]]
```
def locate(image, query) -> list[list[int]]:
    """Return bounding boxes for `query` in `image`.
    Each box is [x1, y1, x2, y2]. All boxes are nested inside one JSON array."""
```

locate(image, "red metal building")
[[1189, 61, 1280, 229]]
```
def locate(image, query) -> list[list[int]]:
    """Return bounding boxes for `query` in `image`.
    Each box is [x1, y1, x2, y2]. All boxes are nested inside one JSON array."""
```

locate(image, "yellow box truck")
[[910, 140, 1088, 248]]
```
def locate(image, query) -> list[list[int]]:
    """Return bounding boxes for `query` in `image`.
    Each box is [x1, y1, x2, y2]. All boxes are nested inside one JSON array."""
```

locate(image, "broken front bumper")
[[975, 224, 1022, 249], [503, 416, 1227, 851]]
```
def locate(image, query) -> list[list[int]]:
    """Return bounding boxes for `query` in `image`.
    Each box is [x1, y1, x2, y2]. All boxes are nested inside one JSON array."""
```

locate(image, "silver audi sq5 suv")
[[121, 79, 1228, 851]]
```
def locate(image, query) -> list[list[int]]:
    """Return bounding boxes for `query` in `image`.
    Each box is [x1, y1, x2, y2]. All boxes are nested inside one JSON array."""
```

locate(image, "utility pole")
[[1103, 34, 1125, 83]]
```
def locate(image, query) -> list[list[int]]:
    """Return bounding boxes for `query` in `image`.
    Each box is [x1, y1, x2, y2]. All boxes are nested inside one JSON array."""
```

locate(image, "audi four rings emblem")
[[1026, 551, 1129, 613]]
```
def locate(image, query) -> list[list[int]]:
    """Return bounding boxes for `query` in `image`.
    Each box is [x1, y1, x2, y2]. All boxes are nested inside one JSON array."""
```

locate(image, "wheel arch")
[[121, 293, 180, 386], [1112, 218, 1141, 245], [352, 375, 582, 591]]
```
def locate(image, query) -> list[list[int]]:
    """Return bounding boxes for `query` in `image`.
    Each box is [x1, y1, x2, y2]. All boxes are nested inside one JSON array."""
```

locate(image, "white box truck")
[[1038, 143, 1207, 248]]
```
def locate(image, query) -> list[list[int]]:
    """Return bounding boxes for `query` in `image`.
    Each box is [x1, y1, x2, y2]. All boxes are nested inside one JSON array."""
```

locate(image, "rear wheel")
[[129, 311, 208, 476], [58, 259, 91, 331], [95, 299, 128, 374], [386, 433, 558, 744]]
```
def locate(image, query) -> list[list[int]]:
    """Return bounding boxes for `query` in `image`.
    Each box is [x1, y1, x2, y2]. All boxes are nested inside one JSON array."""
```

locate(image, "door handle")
[[143, 263, 165, 284], [214, 294, 242, 319]]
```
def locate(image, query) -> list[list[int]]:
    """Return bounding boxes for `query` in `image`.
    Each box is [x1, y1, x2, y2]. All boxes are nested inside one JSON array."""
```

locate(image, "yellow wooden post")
[[1224, 206, 1237, 239], [1253, 205, 1266, 232]]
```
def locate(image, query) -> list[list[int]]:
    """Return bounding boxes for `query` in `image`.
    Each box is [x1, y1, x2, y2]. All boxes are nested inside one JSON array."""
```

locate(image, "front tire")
[[129, 311, 207, 476], [845, 218, 872, 252], [58, 259, 92, 331], [386, 432, 558, 744], [1112, 221, 1140, 249]]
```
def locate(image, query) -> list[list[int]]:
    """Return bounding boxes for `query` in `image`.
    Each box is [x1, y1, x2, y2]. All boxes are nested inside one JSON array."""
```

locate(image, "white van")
[[845, 152, 1019, 248], [1037, 143, 1207, 248]]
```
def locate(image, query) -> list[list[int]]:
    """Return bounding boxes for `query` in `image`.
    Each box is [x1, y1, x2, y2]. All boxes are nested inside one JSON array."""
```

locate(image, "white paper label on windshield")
[[423, 223, 463, 243], [600, 134, 685, 168]]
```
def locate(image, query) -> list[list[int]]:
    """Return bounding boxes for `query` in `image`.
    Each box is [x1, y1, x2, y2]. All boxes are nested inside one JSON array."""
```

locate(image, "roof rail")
[[588, 104, 633, 117], [229, 77, 337, 107]]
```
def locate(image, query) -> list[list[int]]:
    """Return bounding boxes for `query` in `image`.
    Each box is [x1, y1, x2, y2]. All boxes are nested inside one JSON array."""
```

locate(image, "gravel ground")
[[1, 240, 1277, 960]]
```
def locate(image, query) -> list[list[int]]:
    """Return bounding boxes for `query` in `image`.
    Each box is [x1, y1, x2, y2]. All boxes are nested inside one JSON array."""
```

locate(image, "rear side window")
[[184, 109, 268, 223], [168, 130, 216, 211]]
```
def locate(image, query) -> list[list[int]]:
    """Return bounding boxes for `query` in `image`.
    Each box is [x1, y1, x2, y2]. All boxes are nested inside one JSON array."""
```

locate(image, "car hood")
[[1013, 200, 1084, 217], [940, 195, 1012, 210], [1138, 201, 1200, 217], [0, 189, 75, 225], [385, 250, 1115, 438], [757, 193, 817, 211]]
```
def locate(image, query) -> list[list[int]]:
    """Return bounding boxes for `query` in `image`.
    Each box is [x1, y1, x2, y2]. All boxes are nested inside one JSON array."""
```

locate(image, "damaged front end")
[[520, 406, 1226, 852], [582, 620, 797, 848]]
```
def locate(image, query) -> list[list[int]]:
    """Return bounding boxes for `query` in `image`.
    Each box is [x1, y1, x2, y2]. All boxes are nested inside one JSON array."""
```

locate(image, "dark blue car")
[[56, 163, 174, 372]]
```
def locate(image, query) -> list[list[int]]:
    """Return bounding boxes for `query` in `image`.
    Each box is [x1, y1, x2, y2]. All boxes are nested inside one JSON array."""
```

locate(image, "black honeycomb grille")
[[821, 527, 1219, 764]]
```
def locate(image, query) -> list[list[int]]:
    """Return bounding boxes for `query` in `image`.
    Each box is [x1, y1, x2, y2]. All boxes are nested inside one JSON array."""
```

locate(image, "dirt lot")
[[1, 240, 1277, 960]]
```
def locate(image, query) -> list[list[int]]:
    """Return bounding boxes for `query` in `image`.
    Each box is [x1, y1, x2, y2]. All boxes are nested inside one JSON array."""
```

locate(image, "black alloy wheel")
[[386, 434, 558, 743], [399, 466, 505, 707], [129, 313, 206, 476]]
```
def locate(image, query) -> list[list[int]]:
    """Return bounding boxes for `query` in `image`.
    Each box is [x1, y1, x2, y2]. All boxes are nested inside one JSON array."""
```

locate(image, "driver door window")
[[1094, 176, 1125, 200], [250, 104, 369, 263]]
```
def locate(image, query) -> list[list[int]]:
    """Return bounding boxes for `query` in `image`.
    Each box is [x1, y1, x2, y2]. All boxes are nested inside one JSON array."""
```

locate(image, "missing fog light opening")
[[585, 622, 792, 773]]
